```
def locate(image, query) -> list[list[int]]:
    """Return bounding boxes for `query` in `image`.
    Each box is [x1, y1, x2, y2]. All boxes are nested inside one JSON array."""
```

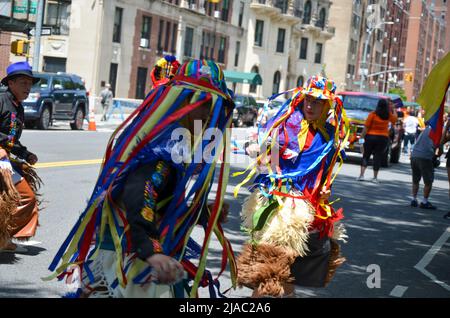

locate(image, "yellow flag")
[[417, 52, 450, 121], [207, 0, 221, 3]]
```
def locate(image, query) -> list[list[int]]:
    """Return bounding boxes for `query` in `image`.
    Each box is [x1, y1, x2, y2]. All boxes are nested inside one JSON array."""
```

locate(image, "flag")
[[417, 52, 450, 146]]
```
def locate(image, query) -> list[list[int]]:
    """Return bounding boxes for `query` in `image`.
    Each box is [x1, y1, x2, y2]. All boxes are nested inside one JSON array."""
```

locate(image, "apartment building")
[[67, 0, 243, 99], [238, 0, 333, 99], [404, 0, 447, 102], [0, 0, 71, 78], [324, 0, 390, 93]]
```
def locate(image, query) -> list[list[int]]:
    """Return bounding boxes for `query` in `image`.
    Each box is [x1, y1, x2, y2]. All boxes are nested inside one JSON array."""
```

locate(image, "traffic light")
[[10, 40, 30, 56], [405, 72, 414, 82]]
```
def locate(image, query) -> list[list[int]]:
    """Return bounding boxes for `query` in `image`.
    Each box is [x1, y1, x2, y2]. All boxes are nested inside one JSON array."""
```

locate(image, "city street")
[[0, 123, 449, 298]]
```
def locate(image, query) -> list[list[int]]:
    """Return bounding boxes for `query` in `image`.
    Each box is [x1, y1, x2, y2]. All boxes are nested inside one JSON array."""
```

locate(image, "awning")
[[223, 71, 262, 85]]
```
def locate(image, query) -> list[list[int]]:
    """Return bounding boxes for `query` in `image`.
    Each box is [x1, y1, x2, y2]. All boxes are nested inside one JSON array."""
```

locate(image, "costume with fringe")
[[46, 60, 237, 298], [150, 55, 181, 88], [234, 76, 349, 297], [0, 90, 41, 248]]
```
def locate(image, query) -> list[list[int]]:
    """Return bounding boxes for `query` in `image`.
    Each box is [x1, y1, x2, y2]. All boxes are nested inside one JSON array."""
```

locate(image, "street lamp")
[[359, 21, 394, 92]]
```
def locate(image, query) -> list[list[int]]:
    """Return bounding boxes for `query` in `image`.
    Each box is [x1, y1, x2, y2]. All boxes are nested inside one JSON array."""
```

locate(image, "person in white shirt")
[[403, 110, 419, 154]]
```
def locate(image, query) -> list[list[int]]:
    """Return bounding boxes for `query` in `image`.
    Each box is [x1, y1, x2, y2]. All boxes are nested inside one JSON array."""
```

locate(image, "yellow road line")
[[35, 159, 103, 169]]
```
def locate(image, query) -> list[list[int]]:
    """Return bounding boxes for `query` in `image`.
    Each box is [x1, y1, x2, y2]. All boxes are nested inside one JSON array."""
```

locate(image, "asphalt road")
[[0, 123, 449, 298]]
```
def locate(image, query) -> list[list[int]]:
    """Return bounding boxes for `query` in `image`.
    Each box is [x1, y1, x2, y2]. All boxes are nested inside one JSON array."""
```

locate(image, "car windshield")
[[234, 96, 245, 106], [33, 75, 50, 89], [341, 95, 380, 112]]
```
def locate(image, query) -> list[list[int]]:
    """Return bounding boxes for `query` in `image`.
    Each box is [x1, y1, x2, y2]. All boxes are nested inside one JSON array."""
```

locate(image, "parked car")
[[22, 72, 89, 130], [233, 94, 258, 127], [339, 91, 404, 166]]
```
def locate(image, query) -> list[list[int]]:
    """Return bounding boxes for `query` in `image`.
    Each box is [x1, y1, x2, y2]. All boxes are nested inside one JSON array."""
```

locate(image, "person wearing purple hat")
[[0, 61, 41, 253]]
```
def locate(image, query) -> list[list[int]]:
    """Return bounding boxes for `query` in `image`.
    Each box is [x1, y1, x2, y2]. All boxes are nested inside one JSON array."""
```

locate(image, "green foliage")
[[388, 87, 407, 101]]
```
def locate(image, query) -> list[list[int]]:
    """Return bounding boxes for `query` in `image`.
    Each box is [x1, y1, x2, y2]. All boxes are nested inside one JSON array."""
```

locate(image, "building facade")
[[67, 0, 243, 99], [324, 0, 391, 93], [404, 0, 447, 102], [238, 0, 334, 99]]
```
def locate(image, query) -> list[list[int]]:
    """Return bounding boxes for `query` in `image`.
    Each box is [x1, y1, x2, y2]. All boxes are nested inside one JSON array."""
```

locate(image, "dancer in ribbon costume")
[[47, 60, 237, 298], [150, 55, 181, 88], [235, 76, 349, 297]]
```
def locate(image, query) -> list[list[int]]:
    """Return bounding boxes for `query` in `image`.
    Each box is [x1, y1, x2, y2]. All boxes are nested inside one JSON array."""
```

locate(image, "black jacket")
[[0, 90, 30, 159]]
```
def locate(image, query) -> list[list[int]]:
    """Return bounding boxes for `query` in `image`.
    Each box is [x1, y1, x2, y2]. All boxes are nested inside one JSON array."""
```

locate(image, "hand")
[[145, 254, 184, 284], [0, 148, 7, 160], [26, 153, 38, 165]]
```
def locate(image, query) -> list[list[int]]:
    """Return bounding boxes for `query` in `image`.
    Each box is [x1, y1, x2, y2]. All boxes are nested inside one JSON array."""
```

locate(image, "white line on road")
[[389, 285, 409, 297], [414, 226, 450, 292]]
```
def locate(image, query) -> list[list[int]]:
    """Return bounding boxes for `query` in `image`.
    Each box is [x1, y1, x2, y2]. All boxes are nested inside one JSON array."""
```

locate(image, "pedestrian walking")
[[0, 61, 42, 253], [100, 83, 113, 121], [47, 60, 237, 298], [236, 75, 348, 297], [403, 110, 419, 154], [357, 99, 398, 183], [410, 124, 439, 209]]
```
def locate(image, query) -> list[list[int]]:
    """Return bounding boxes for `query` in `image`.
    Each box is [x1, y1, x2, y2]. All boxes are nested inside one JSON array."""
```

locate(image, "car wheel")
[[70, 106, 85, 130], [25, 121, 36, 129], [37, 105, 51, 130]]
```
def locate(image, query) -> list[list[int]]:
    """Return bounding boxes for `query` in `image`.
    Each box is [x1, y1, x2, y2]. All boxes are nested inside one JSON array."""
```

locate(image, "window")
[[234, 41, 240, 67], [184, 27, 194, 57], [109, 63, 118, 95], [275, 0, 288, 14], [171, 23, 178, 54], [297, 76, 304, 88], [314, 43, 323, 64], [158, 20, 164, 52], [140, 16, 152, 48], [294, 0, 302, 17], [272, 71, 281, 95], [303, 1, 311, 24], [113, 7, 123, 43], [255, 20, 264, 47], [136, 67, 148, 99], [250, 66, 259, 93], [316, 8, 326, 29], [221, 0, 230, 22], [45, 1, 70, 35], [276, 28, 286, 53], [238, 2, 244, 27], [299, 37, 308, 59], [164, 22, 171, 52], [218, 37, 226, 63], [352, 14, 360, 29], [349, 39, 357, 54]]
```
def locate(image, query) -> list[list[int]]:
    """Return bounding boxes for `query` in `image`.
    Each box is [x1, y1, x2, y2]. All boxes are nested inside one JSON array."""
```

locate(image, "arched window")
[[316, 8, 326, 29], [297, 75, 304, 88], [272, 71, 281, 95], [249, 66, 259, 93], [303, 1, 311, 25]]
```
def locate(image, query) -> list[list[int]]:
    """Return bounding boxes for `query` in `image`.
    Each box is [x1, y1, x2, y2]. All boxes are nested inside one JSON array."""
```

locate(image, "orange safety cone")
[[88, 110, 97, 131]]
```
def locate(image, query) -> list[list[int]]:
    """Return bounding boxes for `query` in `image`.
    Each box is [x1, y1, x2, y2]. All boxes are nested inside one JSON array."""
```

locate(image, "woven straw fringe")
[[0, 169, 20, 248]]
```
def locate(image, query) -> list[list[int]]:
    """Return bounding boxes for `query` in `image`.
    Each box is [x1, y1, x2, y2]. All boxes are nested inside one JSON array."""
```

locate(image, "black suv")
[[23, 72, 88, 130], [232, 94, 258, 127]]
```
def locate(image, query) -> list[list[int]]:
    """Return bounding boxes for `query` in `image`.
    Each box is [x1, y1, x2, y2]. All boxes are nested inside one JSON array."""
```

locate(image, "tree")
[[388, 87, 407, 101]]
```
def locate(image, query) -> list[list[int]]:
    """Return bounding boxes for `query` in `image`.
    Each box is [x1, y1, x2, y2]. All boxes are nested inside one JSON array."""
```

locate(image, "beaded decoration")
[[140, 161, 171, 222], [6, 112, 17, 150]]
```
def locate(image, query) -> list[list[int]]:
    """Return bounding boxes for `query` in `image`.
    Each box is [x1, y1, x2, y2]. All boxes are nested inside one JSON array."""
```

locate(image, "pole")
[[383, 24, 394, 93], [359, 28, 372, 92], [32, 0, 44, 71]]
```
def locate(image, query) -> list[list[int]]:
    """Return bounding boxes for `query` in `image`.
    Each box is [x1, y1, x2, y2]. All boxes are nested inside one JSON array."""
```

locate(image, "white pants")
[[80, 250, 178, 298]]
